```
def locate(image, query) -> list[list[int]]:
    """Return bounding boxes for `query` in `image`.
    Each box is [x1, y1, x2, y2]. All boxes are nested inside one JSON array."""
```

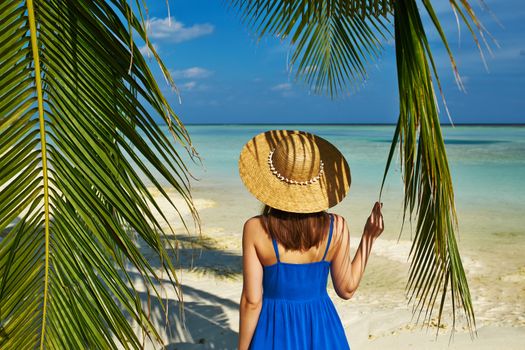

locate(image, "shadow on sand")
[[144, 233, 243, 279], [2, 220, 241, 349], [129, 234, 242, 349], [131, 275, 239, 350]]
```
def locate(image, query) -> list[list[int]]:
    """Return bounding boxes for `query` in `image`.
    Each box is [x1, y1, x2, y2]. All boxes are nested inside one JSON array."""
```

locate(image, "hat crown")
[[271, 134, 322, 182]]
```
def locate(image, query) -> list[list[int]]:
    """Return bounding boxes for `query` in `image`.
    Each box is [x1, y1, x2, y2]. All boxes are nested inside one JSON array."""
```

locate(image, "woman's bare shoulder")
[[242, 215, 266, 240], [328, 213, 350, 240], [329, 213, 349, 227], [243, 215, 264, 228]]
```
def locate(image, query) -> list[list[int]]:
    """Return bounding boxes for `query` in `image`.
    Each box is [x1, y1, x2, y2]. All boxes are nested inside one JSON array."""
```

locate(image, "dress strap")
[[272, 238, 280, 262], [322, 214, 334, 261]]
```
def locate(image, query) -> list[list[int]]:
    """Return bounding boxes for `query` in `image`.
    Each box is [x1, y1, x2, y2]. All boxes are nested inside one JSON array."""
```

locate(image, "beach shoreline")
[[137, 182, 525, 349], [130, 125, 525, 348]]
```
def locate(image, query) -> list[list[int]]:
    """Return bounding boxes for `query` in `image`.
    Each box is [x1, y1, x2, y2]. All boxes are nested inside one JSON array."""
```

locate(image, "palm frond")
[[0, 0, 197, 348], [380, 0, 476, 338], [229, 0, 391, 97]]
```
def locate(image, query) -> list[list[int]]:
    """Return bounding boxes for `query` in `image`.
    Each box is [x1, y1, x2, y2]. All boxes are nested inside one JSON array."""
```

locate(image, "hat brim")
[[238, 130, 351, 213]]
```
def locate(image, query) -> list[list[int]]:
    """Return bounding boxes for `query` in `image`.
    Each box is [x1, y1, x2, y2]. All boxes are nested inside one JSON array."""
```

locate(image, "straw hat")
[[238, 130, 351, 213]]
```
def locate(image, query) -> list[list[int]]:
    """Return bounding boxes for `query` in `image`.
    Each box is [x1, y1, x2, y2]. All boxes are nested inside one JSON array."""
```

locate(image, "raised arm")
[[330, 202, 384, 300], [238, 218, 264, 350]]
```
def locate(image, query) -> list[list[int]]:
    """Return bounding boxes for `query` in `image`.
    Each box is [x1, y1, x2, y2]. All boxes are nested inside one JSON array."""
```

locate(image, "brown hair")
[[261, 205, 330, 251]]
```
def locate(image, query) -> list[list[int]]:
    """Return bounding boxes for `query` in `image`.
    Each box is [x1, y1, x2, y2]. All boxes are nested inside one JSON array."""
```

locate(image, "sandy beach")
[[130, 181, 525, 349], [120, 125, 525, 349]]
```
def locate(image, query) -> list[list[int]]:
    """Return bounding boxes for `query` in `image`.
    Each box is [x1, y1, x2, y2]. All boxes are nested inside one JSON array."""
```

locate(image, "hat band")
[[267, 149, 324, 185]]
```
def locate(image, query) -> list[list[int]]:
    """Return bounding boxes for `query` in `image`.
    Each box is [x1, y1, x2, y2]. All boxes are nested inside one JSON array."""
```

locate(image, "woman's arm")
[[330, 202, 384, 299], [238, 218, 263, 350]]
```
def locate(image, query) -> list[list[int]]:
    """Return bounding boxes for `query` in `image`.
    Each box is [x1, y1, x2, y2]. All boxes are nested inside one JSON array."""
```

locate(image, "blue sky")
[[139, 0, 524, 124]]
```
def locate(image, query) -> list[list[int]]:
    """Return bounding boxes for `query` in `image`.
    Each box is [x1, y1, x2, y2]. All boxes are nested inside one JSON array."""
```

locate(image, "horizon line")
[[175, 122, 525, 126]]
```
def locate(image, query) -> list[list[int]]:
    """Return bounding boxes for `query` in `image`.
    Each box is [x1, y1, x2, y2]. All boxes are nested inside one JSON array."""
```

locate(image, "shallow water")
[[178, 125, 525, 235]]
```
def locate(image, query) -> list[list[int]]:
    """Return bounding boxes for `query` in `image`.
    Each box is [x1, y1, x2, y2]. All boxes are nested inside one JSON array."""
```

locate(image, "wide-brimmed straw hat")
[[238, 130, 351, 213]]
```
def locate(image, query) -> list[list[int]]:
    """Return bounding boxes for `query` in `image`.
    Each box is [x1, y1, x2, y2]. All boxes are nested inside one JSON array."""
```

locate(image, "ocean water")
[[153, 124, 525, 327], [176, 125, 524, 234]]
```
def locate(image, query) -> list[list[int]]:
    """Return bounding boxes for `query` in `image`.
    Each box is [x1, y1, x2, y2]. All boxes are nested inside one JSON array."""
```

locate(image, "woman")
[[237, 130, 384, 349]]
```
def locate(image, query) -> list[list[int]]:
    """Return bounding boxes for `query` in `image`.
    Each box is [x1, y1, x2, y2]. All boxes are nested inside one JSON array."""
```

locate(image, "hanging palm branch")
[[230, 0, 488, 337], [230, 0, 390, 96], [0, 0, 198, 348], [387, 0, 477, 337]]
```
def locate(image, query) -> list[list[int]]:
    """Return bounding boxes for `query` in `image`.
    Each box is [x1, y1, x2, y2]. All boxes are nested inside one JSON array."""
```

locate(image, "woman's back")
[[253, 212, 336, 265], [237, 130, 383, 350], [249, 213, 350, 349]]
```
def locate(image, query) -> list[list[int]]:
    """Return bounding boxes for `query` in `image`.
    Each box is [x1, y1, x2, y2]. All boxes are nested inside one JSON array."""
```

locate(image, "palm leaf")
[[0, 0, 197, 348], [386, 0, 477, 338], [229, 0, 391, 96], [230, 0, 487, 338]]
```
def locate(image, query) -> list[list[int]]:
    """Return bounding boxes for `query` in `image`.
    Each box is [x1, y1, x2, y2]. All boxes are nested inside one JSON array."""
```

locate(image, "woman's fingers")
[[373, 202, 384, 236], [369, 202, 377, 234], [372, 202, 381, 224], [378, 202, 384, 232], [365, 202, 385, 238]]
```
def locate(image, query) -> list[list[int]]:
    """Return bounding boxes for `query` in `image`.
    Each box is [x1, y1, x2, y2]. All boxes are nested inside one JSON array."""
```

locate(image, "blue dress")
[[249, 214, 350, 349]]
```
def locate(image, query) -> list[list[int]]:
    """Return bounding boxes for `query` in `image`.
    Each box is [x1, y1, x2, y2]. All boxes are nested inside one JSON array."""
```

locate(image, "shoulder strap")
[[272, 238, 280, 262], [322, 214, 334, 261]]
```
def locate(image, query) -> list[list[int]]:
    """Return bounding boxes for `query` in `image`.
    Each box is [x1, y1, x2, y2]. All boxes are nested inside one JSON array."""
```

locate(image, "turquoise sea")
[[178, 125, 524, 234], [156, 124, 525, 327]]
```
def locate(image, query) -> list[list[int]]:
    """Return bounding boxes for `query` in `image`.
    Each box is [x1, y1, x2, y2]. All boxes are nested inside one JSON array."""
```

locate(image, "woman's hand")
[[363, 201, 384, 240], [330, 203, 384, 300]]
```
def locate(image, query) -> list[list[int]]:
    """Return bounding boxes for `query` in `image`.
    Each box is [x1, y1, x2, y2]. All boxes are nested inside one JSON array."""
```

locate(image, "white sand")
[[130, 190, 525, 349], [131, 270, 525, 349]]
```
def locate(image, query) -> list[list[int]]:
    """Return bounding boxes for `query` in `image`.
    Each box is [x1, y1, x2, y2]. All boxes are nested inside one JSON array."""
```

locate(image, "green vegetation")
[[1, 0, 197, 348], [1, 0, 487, 348]]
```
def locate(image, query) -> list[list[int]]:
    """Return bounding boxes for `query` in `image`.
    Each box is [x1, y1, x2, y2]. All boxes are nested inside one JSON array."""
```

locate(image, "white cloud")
[[146, 17, 214, 43], [181, 81, 197, 90], [171, 67, 212, 79], [139, 43, 158, 57], [271, 83, 292, 91], [178, 81, 209, 92], [271, 83, 296, 97]]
